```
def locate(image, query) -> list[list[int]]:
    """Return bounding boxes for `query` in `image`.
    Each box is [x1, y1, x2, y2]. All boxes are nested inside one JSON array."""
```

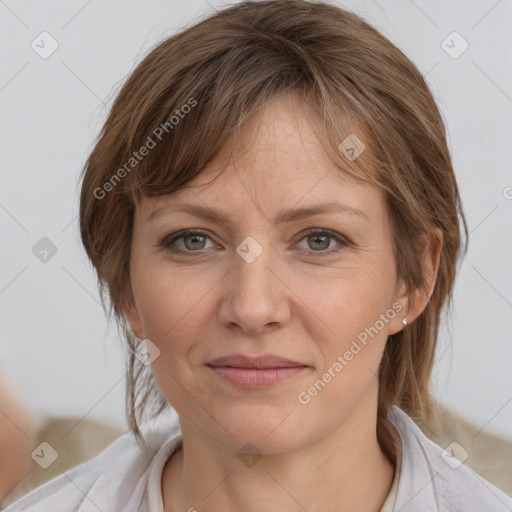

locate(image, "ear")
[[388, 229, 443, 335], [123, 297, 145, 340]]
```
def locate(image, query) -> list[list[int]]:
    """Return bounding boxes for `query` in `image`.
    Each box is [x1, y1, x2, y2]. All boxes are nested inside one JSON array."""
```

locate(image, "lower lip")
[[208, 366, 308, 388]]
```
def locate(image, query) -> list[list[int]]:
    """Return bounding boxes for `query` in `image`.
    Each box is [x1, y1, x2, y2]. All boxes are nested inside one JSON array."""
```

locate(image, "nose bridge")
[[234, 234, 275, 301], [219, 233, 289, 332]]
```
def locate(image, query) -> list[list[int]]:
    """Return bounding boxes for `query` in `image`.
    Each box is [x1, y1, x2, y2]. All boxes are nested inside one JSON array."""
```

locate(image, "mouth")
[[206, 354, 310, 389]]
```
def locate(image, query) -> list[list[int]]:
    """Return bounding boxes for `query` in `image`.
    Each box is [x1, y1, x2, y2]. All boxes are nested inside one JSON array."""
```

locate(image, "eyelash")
[[159, 228, 350, 257]]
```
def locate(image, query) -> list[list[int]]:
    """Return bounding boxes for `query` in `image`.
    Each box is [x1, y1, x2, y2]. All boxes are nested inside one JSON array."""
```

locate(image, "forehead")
[[137, 91, 383, 221]]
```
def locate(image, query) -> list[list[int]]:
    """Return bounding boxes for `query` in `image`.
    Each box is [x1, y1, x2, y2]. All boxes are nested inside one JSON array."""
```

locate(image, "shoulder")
[[388, 405, 512, 511], [2, 417, 182, 512]]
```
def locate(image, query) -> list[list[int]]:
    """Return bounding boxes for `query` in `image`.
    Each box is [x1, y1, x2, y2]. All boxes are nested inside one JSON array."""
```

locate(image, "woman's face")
[[126, 93, 408, 453]]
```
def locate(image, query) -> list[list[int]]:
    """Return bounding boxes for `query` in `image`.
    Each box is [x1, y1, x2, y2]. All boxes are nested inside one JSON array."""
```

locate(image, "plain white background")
[[1, 0, 511, 442]]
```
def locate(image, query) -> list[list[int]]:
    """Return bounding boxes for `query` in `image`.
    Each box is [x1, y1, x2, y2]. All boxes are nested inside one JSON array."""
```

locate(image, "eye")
[[160, 229, 216, 254], [295, 229, 349, 255], [159, 228, 350, 256]]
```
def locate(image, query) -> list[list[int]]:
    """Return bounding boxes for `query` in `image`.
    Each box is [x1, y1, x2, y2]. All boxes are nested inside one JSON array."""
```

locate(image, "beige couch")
[[419, 403, 512, 497], [1, 404, 511, 508]]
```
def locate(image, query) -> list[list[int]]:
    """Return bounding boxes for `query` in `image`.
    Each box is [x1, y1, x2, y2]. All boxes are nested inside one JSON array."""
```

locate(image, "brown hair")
[[79, 0, 468, 460]]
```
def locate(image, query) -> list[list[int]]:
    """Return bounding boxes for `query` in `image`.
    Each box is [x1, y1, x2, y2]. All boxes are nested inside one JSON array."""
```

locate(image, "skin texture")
[[125, 91, 441, 511]]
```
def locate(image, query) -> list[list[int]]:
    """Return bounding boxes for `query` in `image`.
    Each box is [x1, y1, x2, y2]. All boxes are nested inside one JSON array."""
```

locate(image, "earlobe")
[[388, 297, 408, 336], [123, 301, 144, 339], [388, 229, 443, 336], [386, 274, 408, 336]]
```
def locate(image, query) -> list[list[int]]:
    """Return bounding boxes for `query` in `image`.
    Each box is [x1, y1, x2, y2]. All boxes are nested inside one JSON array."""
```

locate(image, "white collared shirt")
[[3, 406, 511, 511]]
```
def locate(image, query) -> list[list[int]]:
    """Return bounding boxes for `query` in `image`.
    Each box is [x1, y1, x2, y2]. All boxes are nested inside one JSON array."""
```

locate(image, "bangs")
[[103, 33, 384, 207]]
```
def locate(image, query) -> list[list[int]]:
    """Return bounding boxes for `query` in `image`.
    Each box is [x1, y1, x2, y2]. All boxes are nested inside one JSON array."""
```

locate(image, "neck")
[[161, 405, 396, 512]]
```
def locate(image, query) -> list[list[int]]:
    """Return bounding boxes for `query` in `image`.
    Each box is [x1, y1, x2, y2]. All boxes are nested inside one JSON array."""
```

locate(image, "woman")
[[4, 0, 511, 510]]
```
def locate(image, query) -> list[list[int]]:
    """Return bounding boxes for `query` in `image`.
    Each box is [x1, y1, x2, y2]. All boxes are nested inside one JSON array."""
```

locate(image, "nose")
[[218, 239, 291, 335]]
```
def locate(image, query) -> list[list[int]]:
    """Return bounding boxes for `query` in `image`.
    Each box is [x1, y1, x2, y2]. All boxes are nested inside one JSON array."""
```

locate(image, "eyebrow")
[[146, 201, 369, 225]]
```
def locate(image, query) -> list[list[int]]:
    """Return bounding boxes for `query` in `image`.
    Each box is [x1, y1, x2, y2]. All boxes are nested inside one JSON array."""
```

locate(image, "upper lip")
[[207, 354, 307, 369]]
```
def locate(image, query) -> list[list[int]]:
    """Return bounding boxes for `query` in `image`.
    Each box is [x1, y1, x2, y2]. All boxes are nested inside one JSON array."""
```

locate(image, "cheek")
[[133, 270, 213, 408], [132, 265, 219, 385], [307, 261, 396, 371], [133, 260, 210, 333], [308, 261, 395, 330]]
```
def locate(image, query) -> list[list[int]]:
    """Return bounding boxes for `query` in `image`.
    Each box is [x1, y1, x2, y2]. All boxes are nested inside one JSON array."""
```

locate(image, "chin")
[[207, 409, 307, 454]]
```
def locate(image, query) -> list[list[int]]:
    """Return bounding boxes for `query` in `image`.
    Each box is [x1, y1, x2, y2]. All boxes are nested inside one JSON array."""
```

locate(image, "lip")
[[206, 354, 310, 389], [207, 354, 307, 369]]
